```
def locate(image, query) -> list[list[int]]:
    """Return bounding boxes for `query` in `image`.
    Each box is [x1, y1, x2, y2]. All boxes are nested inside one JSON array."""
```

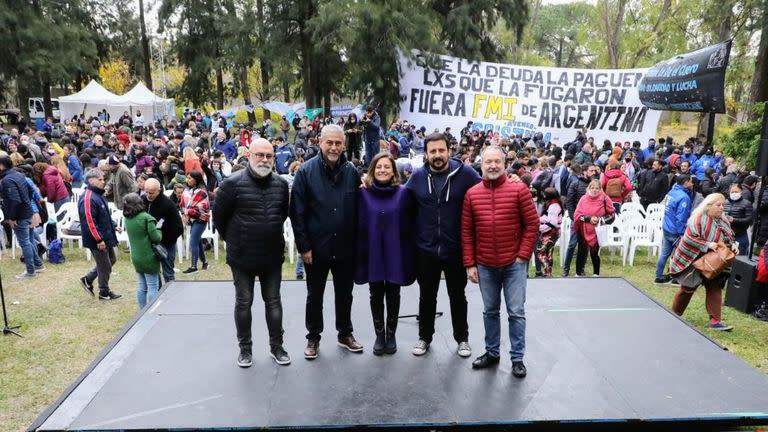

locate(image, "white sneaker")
[[457, 341, 472, 357], [15, 272, 36, 279], [412, 339, 429, 356]]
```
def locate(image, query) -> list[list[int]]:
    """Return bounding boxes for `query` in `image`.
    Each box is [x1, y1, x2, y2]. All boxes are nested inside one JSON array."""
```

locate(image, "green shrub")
[[716, 103, 764, 171]]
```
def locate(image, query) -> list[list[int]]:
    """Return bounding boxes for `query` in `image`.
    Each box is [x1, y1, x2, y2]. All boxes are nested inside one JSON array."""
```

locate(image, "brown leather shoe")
[[304, 339, 319, 360], [337, 334, 364, 353]]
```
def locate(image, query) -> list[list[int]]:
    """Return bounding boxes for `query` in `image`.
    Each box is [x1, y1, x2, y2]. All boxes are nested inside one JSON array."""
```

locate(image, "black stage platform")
[[31, 278, 768, 431]]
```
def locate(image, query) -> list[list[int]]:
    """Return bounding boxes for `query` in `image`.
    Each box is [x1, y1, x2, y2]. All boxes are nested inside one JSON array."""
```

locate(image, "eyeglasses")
[[250, 152, 274, 160]]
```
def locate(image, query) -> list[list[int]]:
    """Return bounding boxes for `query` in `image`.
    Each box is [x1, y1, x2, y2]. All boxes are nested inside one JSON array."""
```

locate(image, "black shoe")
[[472, 353, 500, 369], [296, 273, 304, 280], [384, 333, 397, 355], [237, 349, 253, 368], [270, 345, 291, 365], [182, 266, 198, 274], [201, 262, 209, 270], [669, 278, 680, 286], [535, 272, 544, 278], [79, 276, 95, 297], [372, 333, 386, 356], [98, 291, 122, 300], [512, 361, 527, 378], [654, 275, 672, 284]]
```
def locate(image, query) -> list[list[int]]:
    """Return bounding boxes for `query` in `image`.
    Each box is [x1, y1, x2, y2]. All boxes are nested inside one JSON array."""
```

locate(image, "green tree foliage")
[[717, 103, 764, 170]]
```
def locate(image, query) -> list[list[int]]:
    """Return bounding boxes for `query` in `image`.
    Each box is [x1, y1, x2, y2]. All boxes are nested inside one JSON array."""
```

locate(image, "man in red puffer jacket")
[[461, 145, 538, 378]]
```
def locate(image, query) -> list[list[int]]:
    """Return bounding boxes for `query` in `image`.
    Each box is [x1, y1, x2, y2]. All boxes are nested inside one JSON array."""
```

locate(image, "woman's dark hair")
[[187, 170, 206, 189], [122, 193, 145, 218], [541, 187, 564, 217]]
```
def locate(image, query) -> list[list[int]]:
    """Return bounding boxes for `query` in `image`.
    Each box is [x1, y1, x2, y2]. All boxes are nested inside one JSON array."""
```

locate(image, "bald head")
[[249, 138, 274, 177], [144, 178, 162, 201]]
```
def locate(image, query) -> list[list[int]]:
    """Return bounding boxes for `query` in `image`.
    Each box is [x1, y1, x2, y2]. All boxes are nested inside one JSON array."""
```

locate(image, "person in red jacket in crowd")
[[600, 161, 632, 212], [461, 145, 539, 378]]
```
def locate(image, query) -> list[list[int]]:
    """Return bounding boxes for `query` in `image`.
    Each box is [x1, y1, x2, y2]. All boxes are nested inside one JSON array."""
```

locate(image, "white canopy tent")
[[115, 82, 176, 121], [58, 80, 127, 122]]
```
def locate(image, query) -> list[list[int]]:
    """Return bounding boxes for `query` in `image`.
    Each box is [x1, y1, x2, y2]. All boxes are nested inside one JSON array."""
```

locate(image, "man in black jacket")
[[214, 138, 291, 367], [290, 124, 363, 359], [638, 159, 669, 208], [0, 156, 44, 278], [143, 178, 184, 285]]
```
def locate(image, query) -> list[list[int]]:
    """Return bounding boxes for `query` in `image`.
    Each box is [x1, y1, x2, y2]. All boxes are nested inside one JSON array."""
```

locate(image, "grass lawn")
[[0, 244, 767, 432]]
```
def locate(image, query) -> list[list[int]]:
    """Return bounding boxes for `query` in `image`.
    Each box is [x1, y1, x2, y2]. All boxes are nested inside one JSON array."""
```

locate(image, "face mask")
[[730, 193, 742, 201], [625, 158, 632, 163], [588, 190, 600, 197]]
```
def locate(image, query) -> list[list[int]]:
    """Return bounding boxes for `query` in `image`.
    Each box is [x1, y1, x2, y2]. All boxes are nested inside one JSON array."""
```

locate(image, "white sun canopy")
[[58, 80, 127, 122], [114, 82, 176, 121]]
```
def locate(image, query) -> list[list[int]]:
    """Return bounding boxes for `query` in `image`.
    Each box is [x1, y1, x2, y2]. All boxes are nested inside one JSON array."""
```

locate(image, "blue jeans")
[[160, 243, 177, 285], [735, 231, 749, 256], [189, 221, 207, 268], [477, 262, 527, 361], [137, 272, 160, 309], [562, 224, 579, 274], [13, 218, 43, 274], [296, 255, 304, 276], [655, 231, 680, 279]]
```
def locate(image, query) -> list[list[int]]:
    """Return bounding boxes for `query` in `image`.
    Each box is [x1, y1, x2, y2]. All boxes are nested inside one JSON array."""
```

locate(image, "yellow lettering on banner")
[[487, 96, 503, 120], [472, 94, 486, 118], [473, 94, 517, 121]]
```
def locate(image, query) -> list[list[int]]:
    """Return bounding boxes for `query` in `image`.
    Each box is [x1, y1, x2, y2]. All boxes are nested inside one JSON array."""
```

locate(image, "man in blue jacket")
[[290, 124, 363, 359], [655, 174, 693, 284], [213, 131, 236, 161], [78, 168, 122, 300], [0, 156, 44, 278], [274, 137, 295, 174], [406, 132, 481, 358]]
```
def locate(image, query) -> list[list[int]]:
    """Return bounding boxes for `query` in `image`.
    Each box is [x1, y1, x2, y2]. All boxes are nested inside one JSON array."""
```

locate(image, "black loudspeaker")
[[756, 108, 768, 176], [725, 256, 763, 313]]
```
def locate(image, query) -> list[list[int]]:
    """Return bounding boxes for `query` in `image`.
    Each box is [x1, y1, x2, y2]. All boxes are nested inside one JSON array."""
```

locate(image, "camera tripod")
[[0, 271, 22, 337]]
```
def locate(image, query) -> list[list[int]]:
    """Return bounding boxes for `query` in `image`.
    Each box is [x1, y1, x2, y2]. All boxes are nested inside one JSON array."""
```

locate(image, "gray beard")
[[253, 165, 272, 177]]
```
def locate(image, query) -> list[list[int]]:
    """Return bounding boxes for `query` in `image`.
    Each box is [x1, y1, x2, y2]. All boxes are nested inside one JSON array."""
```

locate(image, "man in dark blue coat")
[[655, 174, 693, 284], [78, 168, 122, 300], [405, 133, 481, 358], [361, 105, 381, 167], [290, 124, 363, 359], [0, 156, 44, 278]]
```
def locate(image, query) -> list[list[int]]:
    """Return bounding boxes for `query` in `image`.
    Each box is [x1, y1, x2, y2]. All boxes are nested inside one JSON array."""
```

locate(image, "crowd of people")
[[1, 106, 768, 370]]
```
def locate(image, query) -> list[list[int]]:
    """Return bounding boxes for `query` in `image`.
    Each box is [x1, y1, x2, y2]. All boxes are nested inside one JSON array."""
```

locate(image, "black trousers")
[[85, 247, 117, 295], [576, 242, 601, 276], [305, 259, 354, 341], [416, 252, 469, 344], [370, 281, 401, 335], [231, 264, 284, 351]]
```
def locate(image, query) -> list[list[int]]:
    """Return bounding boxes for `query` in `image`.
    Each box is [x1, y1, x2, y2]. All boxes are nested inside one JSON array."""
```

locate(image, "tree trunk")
[[603, 0, 627, 68], [216, 66, 224, 110], [256, 0, 270, 121], [240, 66, 257, 123], [42, 79, 52, 120], [138, 0, 153, 90], [18, 82, 30, 124], [283, 82, 290, 102], [748, 1, 768, 120]]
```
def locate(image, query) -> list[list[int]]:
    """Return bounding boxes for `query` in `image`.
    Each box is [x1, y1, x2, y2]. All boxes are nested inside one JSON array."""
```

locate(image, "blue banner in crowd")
[[638, 40, 731, 113]]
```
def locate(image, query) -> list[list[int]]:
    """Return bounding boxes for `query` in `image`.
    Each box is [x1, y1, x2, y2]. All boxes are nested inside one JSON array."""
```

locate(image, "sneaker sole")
[[512, 372, 527, 378], [304, 352, 318, 360], [709, 327, 733, 331], [412, 347, 429, 356], [458, 351, 472, 358], [237, 360, 253, 368], [337, 342, 364, 353], [270, 353, 291, 365]]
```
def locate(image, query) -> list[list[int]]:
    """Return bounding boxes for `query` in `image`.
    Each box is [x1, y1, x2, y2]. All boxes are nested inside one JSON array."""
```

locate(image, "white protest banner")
[[398, 51, 661, 144]]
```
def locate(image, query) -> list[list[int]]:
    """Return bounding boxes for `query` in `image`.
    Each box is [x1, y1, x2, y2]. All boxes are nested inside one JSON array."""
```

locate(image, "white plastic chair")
[[627, 218, 658, 266], [558, 215, 571, 265], [645, 203, 665, 221], [283, 217, 296, 264], [112, 209, 130, 251], [598, 212, 630, 265], [620, 201, 646, 218], [54, 202, 91, 261]]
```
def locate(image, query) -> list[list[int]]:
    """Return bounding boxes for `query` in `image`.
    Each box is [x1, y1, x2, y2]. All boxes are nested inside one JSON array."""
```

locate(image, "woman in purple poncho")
[[355, 152, 415, 356]]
